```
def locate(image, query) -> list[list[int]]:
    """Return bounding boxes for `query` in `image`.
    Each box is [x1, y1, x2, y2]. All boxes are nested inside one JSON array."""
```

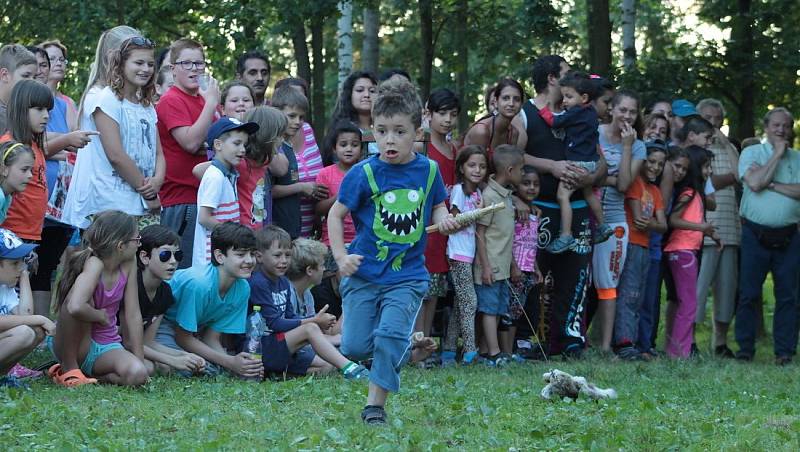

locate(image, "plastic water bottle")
[[246, 306, 265, 362]]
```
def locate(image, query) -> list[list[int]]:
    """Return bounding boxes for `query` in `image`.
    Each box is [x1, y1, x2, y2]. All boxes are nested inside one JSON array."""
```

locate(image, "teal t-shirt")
[[0, 190, 11, 224], [165, 263, 250, 334]]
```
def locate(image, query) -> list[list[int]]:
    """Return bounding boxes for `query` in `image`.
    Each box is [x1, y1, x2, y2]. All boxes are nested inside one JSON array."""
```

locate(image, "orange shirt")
[[0, 134, 47, 240], [624, 176, 664, 247]]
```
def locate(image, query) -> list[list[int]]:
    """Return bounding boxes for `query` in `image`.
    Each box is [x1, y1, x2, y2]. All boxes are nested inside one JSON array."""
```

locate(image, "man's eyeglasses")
[[175, 60, 206, 71], [158, 250, 183, 263]]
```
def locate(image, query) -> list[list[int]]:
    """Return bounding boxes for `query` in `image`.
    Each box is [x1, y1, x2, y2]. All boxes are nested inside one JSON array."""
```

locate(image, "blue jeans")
[[637, 255, 662, 351], [735, 222, 800, 358], [339, 275, 427, 392], [614, 244, 650, 347]]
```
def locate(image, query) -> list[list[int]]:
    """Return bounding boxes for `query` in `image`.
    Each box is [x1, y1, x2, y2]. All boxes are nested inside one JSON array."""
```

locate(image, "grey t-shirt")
[[598, 126, 646, 224], [0, 102, 7, 135]]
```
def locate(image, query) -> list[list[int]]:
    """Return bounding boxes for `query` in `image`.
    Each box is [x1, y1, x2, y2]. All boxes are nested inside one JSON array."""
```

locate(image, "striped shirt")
[[193, 162, 240, 267], [297, 122, 323, 237], [704, 132, 741, 246]]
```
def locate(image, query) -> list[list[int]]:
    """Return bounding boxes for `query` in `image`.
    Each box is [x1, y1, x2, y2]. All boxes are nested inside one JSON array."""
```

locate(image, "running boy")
[[192, 117, 259, 268], [248, 225, 368, 378], [327, 78, 458, 425], [539, 71, 612, 253], [474, 145, 523, 366], [155, 222, 263, 378]]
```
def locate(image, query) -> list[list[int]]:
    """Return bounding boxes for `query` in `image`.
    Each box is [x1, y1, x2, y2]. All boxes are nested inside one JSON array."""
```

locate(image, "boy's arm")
[[268, 150, 289, 177], [475, 224, 493, 285], [197, 206, 219, 231], [169, 82, 220, 154], [328, 200, 363, 276], [16, 270, 33, 315], [121, 259, 144, 361], [197, 172, 222, 230], [0, 315, 55, 335], [649, 209, 668, 233], [175, 327, 232, 367], [192, 161, 212, 181], [430, 202, 460, 234], [272, 181, 314, 199]]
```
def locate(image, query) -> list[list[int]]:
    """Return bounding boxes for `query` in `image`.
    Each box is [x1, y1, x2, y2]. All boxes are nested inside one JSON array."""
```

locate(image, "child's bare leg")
[[306, 356, 336, 374], [92, 348, 149, 386], [53, 307, 92, 373], [367, 382, 388, 407], [583, 186, 604, 224], [597, 299, 615, 352], [557, 180, 576, 238], [0, 325, 42, 374], [481, 314, 501, 356], [414, 296, 437, 337], [499, 326, 516, 355], [324, 333, 341, 346], [285, 323, 350, 369]]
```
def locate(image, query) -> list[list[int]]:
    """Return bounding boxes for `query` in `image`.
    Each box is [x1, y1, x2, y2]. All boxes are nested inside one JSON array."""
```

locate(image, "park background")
[[1, 0, 799, 143]]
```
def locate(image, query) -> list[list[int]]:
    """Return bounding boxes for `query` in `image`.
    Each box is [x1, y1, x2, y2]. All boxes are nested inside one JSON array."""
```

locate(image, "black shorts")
[[262, 332, 316, 375]]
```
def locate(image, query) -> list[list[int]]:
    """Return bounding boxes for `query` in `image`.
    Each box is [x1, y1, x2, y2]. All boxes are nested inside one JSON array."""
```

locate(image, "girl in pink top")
[[316, 120, 362, 246], [297, 122, 324, 237], [664, 147, 720, 358], [50, 211, 147, 387]]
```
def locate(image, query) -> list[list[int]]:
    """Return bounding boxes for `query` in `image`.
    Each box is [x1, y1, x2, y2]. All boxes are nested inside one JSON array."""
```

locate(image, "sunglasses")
[[158, 249, 183, 263], [123, 36, 156, 49]]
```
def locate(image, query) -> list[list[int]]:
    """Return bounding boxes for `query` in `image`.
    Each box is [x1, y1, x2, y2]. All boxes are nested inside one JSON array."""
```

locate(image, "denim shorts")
[[475, 280, 510, 316], [262, 333, 316, 375], [47, 335, 123, 376]]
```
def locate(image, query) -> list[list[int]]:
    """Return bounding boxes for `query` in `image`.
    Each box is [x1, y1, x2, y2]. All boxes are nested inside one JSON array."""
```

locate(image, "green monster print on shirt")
[[363, 160, 437, 271]]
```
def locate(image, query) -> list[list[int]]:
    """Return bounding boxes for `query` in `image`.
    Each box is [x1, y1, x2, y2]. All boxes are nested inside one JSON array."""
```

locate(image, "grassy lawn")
[[2, 278, 797, 450]]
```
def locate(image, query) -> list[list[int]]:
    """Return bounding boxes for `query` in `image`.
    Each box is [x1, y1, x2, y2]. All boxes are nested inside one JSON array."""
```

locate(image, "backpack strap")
[[363, 162, 380, 196]]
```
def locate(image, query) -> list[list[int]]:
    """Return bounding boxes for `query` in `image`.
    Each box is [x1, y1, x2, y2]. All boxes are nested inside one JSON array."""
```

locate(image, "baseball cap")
[[645, 139, 668, 153], [0, 228, 37, 260], [671, 99, 697, 118], [206, 117, 260, 150]]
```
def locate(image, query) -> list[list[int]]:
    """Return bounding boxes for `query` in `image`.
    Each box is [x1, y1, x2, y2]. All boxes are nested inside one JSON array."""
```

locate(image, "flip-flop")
[[47, 363, 62, 381], [53, 368, 97, 387]]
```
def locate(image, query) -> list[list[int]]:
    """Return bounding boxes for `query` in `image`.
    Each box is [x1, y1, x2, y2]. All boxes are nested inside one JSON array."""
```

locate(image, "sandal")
[[53, 368, 97, 387], [361, 405, 387, 426], [47, 363, 62, 380]]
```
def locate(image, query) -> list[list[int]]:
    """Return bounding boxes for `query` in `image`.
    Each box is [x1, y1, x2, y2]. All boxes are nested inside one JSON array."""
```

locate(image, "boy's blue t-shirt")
[[248, 269, 301, 334], [338, 154, 447, 284], [165, 263, 250, 334]]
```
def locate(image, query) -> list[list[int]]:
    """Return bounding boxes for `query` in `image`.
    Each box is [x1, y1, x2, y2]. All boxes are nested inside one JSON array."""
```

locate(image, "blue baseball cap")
[[0, 228, 37, 259], [207, 117, 260, 150], [672, 99, 697, 118]]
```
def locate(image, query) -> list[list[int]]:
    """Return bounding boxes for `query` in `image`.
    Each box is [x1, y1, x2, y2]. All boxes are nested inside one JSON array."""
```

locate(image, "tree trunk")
[[311, 16, 326, 141], [291, 20, 312, 87], [419, 0, 433, 100], [362, 5, 380, 73], [337, 0, 354, 89], [586, 0, 611, 76], [621, 0, 637, 72], [728, 0, 755, 141], [454, 0, 469, 134]]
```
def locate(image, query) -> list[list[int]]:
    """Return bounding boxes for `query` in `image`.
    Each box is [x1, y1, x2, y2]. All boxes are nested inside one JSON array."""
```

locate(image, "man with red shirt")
[[157, 38, 219, 268]]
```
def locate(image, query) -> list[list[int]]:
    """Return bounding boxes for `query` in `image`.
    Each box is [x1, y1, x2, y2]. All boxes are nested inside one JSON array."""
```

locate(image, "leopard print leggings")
[[443, 260, 478, 353]]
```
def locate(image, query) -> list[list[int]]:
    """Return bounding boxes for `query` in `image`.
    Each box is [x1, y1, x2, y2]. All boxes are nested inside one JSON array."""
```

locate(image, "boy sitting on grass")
[[327, 77, 459, 426], [248, 225, 368, 378], [0, 229, 53, 387], [287, 237, 341, 339], [130, 225, 205, 375], [155, 222, 263, 379]]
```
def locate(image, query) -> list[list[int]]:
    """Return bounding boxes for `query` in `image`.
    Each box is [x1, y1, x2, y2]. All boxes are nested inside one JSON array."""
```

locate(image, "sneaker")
[[484, 353, 509, 368], [441, 351, 457, 367], [594, 223, 614, 243], [735, 351, 753, 362], [714, 345, 736, 359], [546, 235, 575, 254], [461, 351, 479, 365], [7, 363, 42, 379], [342, 362, 370, 381], [776, 355, 792, 366], [510, 353, 526, 363], [616, 346, 643, 361], [361, 405, 387, 426]]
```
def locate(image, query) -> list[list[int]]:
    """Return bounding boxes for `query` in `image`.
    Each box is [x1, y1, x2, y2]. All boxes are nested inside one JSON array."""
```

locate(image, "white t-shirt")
[[62, 86, 158, 228], [0, 284, 19, 315], [193, 163, 240, 268], [447, 183, 482, 263]]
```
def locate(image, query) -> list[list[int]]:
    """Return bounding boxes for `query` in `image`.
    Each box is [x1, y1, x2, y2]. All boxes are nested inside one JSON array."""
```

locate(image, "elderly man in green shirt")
[[736, 107, 800, 365]]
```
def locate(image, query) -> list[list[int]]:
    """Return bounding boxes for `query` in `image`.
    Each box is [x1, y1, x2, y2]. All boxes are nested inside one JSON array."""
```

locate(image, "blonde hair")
[[287, 238, 328, 279], [78, 26, 141, 119], [244, 106, 287, 166]]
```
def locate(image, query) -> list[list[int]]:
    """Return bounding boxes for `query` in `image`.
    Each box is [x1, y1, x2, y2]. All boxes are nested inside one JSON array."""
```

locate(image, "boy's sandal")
[[361, 405, 387, 426], [53, 368, 98, 387], [47, 363, 62, 380]]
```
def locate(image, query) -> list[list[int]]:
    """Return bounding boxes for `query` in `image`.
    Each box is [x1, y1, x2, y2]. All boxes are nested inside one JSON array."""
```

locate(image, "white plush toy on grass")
[[540, 369, 617, 401]]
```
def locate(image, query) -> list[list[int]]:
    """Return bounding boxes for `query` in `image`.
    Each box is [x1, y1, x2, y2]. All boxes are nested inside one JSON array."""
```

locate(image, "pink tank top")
[[664, 189, 704, 252], [91, 269, 128, 345]]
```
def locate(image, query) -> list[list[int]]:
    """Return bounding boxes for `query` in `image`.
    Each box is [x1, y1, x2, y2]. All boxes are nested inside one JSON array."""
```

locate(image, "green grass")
[[2, 277, 797, 450]]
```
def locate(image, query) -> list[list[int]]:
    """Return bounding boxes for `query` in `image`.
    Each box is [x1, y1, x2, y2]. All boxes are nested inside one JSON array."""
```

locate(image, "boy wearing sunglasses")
[[135, 225, 205, 375]]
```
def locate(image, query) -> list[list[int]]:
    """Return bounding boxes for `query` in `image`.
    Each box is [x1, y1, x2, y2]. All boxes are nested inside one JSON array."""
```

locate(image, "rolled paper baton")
[[424, 202, 506, 233]]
